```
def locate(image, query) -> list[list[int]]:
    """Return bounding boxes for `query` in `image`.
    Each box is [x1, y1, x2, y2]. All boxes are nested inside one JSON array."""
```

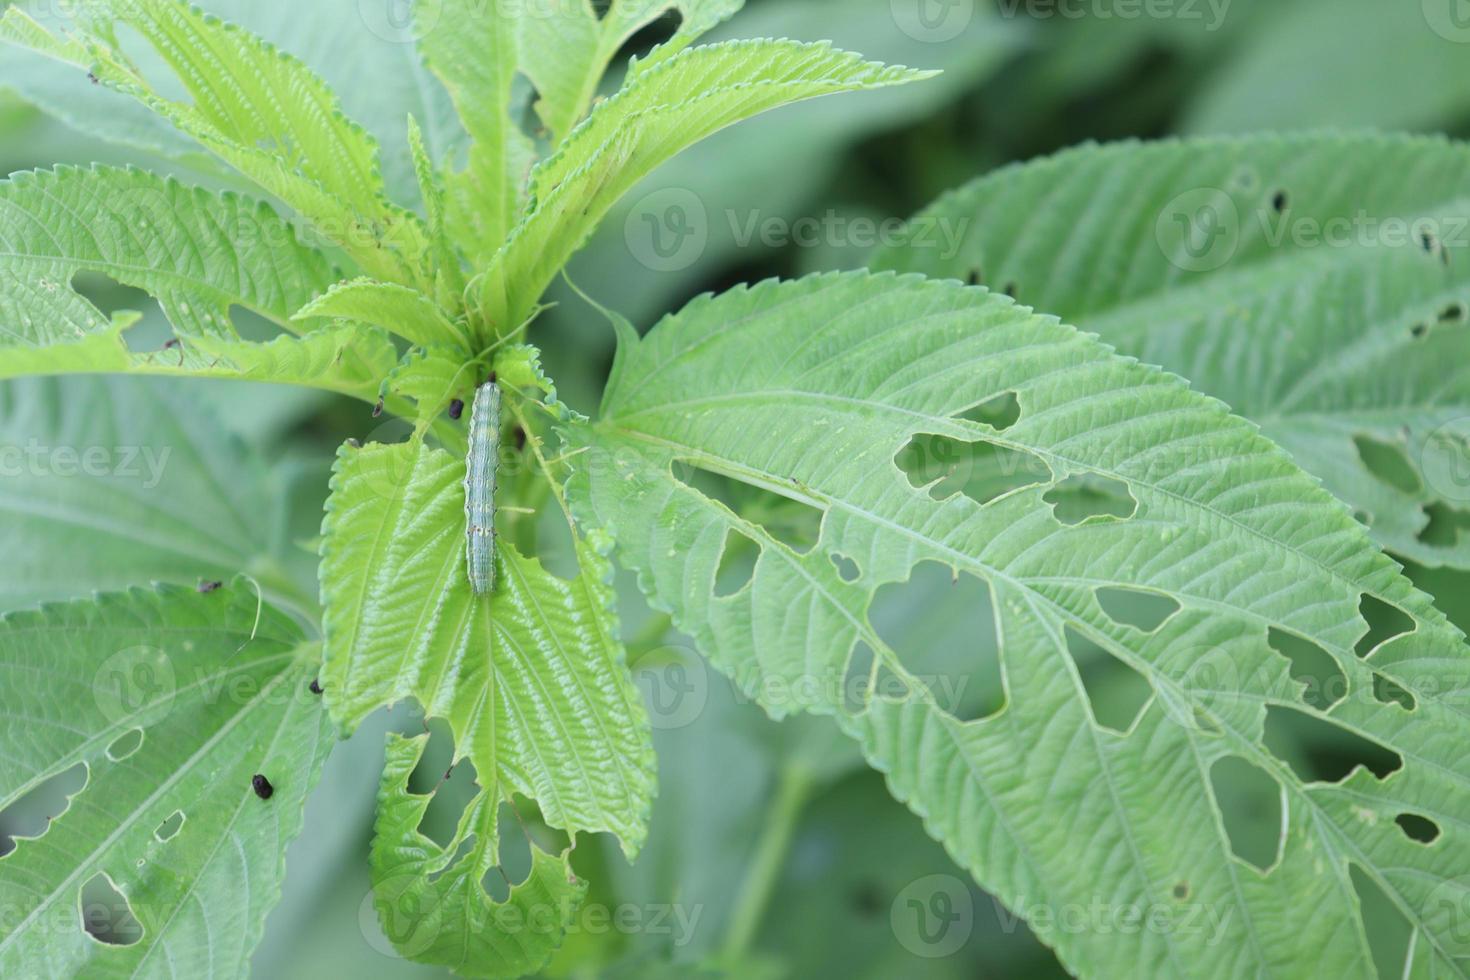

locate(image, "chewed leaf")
[[319, 439, 654, 855], [517, 0, 745, 142], [873, 134, 1470, 569], [369, 733, 585, 979], [0, 582, 332, 977], [568, 270, 1470, 978], [477, 38, 935, 331]]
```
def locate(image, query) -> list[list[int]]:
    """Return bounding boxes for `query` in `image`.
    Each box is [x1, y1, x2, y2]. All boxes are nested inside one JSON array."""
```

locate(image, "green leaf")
[[369, 732, 586, 978], [0, 376, 310, 613], [568, 271, 1470, 978], [477, 38, 935, 331], [0, 0, 432, 288], [0, 0, 461, 205], [0, 166, 333, 342], [318, 439, 655, 853], [516, 0, 745, 142], [294, 278, 469, 351], [0, 166, 397, 396], [871, 133, 1470, 568], [0, 582, 332, 977], [415, 0, 535, 268], [562, 0, 1025, 327]]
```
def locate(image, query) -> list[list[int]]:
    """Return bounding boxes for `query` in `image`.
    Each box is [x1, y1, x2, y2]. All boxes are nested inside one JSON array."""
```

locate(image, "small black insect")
[[512, 425, 527, 452], [372, 397, 384, 418], [251, 774, 274, 800], [448, 398, 465, 420], [197, 580, 223, 594], [309, 679, 323, 696], [87, 72, 99, 85], [162, 337, 185, 366]]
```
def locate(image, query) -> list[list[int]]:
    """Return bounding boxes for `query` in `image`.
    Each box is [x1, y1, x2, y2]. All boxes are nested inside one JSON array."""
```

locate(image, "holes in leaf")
[[1263, 705, 1402, 784], [672, 461, 824, 554], [1419, 501, 1470, 547], [957, 391, 1021, 431], [79, 872, 142, 947], [843, 641, 876, 715], [1095, 588, 1179, 634], [482, 802, 534, 901], [1349, 863, 1412, 979], [1044, 474, 1138, 525], [1373, 673, 1416, 711], [1267, 628, 1347, 711], [714, 528, 759, 598], [408, 721, 477, 850], [895, 434, 1050, 505], [155, 810, 184, 843], [830, 553, 860, 583], [1353, 434, 1422, 496], [0, 762, 87, 857], [1354, 594, 1415, 659], [1062, 627, 1153, 735], [1209, 756, 1283, 871], [868, 562, 1003, 722], [1397, 812, 1441, 844], [106, 728, 144, 763]]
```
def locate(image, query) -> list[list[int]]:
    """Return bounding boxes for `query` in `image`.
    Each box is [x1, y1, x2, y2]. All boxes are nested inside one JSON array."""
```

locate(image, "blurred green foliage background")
[[2, 0, 1469, 976]]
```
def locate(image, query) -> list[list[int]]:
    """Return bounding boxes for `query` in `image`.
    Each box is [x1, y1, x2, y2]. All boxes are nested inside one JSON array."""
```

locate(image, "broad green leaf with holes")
[[415, 0, 533, 268], [476, 39, 935, 329], [0, 165, 396, 396], [568, 271, 1470, 978], [0, 0, 433, 289], [0, 582, 331, 977], [369, 733, 586, 978], [872, 134, 1470, 569], [319, 438, 655, 851], [516, 0, 744, 142]]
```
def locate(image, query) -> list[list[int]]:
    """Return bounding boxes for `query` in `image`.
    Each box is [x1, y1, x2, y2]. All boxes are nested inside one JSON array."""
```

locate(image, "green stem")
[[719, 764, 816, 964]]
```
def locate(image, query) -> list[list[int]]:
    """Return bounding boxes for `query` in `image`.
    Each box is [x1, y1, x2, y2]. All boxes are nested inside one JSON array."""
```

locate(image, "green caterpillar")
[[464, 379, 500, 595]]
